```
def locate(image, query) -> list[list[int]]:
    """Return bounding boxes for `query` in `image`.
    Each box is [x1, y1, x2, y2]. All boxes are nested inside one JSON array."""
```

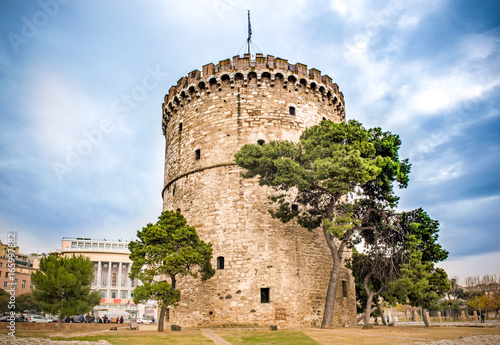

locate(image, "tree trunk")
[[375, 299, 387, 325], [359, 306, 376, 324], [158, 305, 168, 332], [422, 308, 430, 327], [364, 291, 374, 325], [320, 226, 341, 329], [58, 317, 62, 330]]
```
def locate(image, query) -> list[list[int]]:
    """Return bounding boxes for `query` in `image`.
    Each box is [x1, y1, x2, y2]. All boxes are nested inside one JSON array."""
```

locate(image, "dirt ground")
[[302, 326, 500, 345]]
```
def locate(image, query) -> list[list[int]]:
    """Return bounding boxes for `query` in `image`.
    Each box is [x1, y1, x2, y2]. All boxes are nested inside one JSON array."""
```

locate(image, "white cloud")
[[26, 70, 107, 156], [438, 251, 500, 280]]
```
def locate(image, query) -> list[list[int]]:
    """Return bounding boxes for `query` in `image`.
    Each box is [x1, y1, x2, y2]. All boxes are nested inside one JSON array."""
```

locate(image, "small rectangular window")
[[289, 106, 296, 115], [101, 291, 106, 299], [291, 204, 299, 212], [217, 256, 225, 270], [99, 243, 104, 249], [179, 123, 183, 131], [342, 280, 348, 298], [195, 149, 201, 160], [261, 288, 270, 303], [71, 242, 77, 248]]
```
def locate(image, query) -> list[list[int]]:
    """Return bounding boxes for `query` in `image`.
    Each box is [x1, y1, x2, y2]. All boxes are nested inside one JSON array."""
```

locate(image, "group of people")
[[97, 315, 125, 324], [63, 314, 125, 323]]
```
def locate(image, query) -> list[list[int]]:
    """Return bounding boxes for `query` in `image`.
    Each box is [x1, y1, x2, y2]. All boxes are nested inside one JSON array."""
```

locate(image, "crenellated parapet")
[[162, 54, 345, 135]]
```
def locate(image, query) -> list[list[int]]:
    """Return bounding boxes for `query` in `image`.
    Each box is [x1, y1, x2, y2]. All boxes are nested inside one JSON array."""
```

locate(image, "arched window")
[[217, 256, 225, 269]]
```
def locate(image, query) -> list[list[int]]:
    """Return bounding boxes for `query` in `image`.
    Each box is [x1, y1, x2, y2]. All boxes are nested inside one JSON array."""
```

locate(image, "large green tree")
[[387, 249, 449, 327], [15, 292, 40, 313], [0, 289, 9, 313], [352, 208, 449, 326], [129, 210, 215, 332], [31, 254, 100, 329], [235, 119, 410, 328]]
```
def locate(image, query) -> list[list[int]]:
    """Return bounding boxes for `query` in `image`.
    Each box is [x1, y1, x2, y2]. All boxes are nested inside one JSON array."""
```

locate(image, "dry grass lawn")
[[2, 325, 500, 345]]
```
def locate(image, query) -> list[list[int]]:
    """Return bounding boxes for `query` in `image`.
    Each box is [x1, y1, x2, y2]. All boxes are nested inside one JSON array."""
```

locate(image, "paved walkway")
[[200, 328, 232, 345], [0, 334, 111, 344]]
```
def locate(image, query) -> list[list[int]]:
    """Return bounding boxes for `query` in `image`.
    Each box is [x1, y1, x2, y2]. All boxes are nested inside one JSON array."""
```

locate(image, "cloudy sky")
[[0, 0, 499, 283]]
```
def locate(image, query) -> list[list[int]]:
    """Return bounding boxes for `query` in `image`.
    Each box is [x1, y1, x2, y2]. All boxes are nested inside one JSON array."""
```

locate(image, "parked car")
[[27, 315, 52, 323], [0, 315, 26, 322], [136, 317, 152, 324]]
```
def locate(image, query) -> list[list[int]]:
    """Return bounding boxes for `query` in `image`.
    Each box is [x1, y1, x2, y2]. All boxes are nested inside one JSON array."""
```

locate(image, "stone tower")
[[161, 54, 356, 327]]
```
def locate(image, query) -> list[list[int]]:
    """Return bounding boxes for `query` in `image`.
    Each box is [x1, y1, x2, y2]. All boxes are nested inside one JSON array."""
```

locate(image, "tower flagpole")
[[247, 10, 252, 56]]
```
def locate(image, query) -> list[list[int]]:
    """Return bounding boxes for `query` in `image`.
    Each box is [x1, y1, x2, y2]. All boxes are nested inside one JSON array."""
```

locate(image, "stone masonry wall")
[[161, 54, 356, 327]]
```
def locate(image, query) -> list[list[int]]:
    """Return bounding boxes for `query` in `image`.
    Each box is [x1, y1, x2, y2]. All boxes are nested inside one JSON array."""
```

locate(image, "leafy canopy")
[[128, 210, 215, 308], [235, 119, 411, 237], [31, 254, 100, 318]]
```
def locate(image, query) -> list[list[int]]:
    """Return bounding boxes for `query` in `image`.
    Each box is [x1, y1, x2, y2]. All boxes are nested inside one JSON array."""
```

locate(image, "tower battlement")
[[162, 54, 345, 135]]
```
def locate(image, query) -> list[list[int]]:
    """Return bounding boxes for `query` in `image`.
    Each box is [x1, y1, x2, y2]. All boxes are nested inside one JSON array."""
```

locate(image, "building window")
[[71, 242, 77, 248], [21, 280, 26, 289], [106, 244, 111, 249], [92, 263, 98, 286], [291, 204, 299, 212], [119, 244, 124, 250], [121, 291, 128, 299], [342, 280, 348, 298], [195, 149, 201, 160], [101, 291, 106, 299], [112, 244, 117, 250], [0, 262, 2, 267], [99, 243, 104, 249], [261, 288, 270, 303], [111, 291, 117, 299], [257, 139, 265, 145], [179, 123, 183, 132], [101, 263, 108, 287], [289, 106, 296, 115], [216, 256, 225, 270], [3, 282, 6, 288], [92, 243, 98, 248], [85, 243, 91, 248], [78, 242, 83, 248], [121, 264, 129, 287]]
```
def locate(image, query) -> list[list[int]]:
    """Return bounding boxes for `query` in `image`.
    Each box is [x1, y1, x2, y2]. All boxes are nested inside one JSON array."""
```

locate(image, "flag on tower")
[[248, 10, 252, 39]]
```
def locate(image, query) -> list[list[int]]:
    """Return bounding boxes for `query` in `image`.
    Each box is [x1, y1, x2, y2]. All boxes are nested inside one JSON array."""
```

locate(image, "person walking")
[[481, 312, 485, 323]]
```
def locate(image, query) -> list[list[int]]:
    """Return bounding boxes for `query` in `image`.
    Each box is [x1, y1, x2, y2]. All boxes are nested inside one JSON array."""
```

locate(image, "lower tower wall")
[[163, 166, 356, 327]]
